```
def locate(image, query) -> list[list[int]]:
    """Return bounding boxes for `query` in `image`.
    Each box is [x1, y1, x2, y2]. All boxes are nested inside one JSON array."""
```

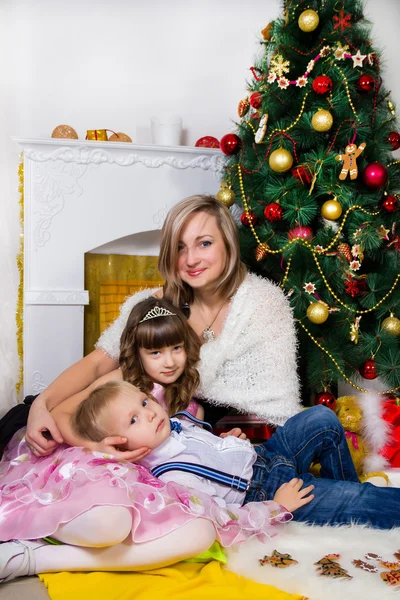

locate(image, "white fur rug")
[[226, 522, 400, 600]]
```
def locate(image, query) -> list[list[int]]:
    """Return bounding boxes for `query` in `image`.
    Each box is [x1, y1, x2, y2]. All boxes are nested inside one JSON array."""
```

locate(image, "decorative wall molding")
[[25, 290, 89, 305], [18, 139, 224, 173]]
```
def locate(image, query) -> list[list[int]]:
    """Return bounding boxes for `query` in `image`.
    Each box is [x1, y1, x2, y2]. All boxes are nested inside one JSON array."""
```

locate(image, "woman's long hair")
[[119, 297, 200, 415]]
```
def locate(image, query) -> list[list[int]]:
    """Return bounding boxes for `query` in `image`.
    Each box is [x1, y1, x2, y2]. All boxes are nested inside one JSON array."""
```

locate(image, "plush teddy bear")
[[335, 395, 389, 485]]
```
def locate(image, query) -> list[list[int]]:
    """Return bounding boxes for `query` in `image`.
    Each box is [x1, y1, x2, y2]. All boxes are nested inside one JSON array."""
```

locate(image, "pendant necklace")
[[196, 301, 226, 342]]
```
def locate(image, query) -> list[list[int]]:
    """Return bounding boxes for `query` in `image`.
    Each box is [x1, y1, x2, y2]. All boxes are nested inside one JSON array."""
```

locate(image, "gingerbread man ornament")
[[335, 142, 366, 181]]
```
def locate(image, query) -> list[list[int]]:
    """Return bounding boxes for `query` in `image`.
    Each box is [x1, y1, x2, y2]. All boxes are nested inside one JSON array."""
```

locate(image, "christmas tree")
[[219, 0, 400, 405]]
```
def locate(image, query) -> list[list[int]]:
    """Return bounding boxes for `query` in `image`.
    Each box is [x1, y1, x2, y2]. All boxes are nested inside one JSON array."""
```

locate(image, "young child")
[[74, 377, 400, 529]]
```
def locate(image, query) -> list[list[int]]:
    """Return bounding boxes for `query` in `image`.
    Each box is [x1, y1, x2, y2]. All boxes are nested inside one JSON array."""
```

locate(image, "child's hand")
[[94, 436, 151, 462], [273, 478, 314, 513], [219, 428, 247, 440]]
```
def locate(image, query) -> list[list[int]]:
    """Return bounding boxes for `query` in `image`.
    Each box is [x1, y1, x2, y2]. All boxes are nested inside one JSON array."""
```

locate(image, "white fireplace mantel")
[[14, 137, 223, 396]]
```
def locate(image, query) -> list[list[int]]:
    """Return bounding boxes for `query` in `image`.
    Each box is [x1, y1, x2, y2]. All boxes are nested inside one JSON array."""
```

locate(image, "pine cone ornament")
[[337, 243, 352, 262]]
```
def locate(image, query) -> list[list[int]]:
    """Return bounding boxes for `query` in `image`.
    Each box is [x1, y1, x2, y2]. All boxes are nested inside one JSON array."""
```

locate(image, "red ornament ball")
[[388, 131, 400, 151], [362, 162, 389, 190], [312, 75, 333, 95], [249, 92, 263, 109], [314, 391, 337, 411], [195, 136, 220, 149], [359, 359, 378, 380], [357, 74, 375, 93], [220, 133, 241, 155], [240, 211, 257, 227], [288, 225, 314, 241], [264, 202, 283, 222], [382, 194, 399, 213]]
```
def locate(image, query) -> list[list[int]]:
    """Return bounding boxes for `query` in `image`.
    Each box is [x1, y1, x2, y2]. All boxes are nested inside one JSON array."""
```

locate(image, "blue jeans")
[[244, 405, 400, 529]]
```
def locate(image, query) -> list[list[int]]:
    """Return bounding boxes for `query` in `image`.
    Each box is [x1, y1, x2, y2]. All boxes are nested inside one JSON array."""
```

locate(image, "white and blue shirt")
[[139, 418, 257, 507]]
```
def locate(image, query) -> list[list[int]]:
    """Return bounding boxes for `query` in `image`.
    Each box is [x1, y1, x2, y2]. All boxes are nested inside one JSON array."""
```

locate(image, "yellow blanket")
[[39, 561, 305, 600]]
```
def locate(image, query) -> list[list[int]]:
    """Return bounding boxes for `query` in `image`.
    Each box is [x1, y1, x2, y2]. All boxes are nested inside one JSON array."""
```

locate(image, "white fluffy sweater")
[[96, 274, 302, 426]]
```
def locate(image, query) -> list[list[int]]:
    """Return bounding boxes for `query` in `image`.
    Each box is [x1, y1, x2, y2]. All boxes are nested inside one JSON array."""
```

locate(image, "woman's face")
[[176, 212, 227, 293]]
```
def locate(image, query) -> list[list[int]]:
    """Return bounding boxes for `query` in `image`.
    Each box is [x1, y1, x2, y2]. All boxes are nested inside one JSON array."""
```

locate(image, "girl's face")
[[176, 212, 227, 293], [104, 389, 170, 451], [139, 343, 187, 386]]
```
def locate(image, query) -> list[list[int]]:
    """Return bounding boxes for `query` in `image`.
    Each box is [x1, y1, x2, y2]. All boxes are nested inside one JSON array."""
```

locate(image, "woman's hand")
[[219, 428, 247, 440], [91, 436, 151, 462], [26, 398, 64, 456], [273, 478, 314, 513]]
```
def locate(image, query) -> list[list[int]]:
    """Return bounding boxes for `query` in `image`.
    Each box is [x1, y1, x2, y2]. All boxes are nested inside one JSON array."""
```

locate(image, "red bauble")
[[357, 74, 375, 93], [249, 92, 263, 109], [362, 162, 389, 190], [382, 194, 399, 213], [359, 359, 378, 380], [312, 75, 333, 95], [314, 391, 337, 411], [388, 131, 400, 151], [220, 133, 241, 155], [264, 202, 283, 222], [288, 225, 314, 241], [195, 136, 220, 149], [292, 164, 313, 185], [240, 211, 257, 227]]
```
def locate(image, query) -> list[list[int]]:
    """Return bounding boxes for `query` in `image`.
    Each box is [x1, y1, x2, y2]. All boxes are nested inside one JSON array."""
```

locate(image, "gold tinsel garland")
[[16, 157, 24, 396], [237, 164, 400, 395]]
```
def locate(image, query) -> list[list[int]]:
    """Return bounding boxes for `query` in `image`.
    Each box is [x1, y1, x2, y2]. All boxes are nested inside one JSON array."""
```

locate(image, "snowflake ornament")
[[270, 54, 290, 77], [334, 43, 349, 60]]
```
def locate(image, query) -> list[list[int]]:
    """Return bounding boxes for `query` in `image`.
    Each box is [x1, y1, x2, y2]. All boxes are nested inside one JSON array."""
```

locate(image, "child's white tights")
[[2, 510, 216, 578], [53, 506, 133, 547]]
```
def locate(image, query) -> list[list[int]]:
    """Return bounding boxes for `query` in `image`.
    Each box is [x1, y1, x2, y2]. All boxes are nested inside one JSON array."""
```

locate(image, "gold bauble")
[[312, 109, 333, 132], [51, 124, 78, 139], [321, 199, 342, 220], [269, 147, 294, 173], [307, 301, 329, 324], [216, 186, 235, 207], [109, 132, 132, 142], [382, 314, 400, 336], [298, 9, 319, 32]]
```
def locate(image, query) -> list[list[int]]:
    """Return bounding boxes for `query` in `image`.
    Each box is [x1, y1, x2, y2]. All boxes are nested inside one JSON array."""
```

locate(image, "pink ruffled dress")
[[0, 386, 291, 546]]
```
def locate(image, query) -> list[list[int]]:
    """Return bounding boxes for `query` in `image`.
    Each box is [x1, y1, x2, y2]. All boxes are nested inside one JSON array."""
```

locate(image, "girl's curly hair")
[[119, 297, 200, 416]]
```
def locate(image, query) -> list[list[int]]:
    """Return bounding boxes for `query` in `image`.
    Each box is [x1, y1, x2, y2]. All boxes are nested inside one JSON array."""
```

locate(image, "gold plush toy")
[[335, 395, 389, 484]]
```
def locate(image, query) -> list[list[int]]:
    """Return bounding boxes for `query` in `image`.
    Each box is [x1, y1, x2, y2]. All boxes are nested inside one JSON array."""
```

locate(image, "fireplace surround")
[[14, 138, 223, 396]]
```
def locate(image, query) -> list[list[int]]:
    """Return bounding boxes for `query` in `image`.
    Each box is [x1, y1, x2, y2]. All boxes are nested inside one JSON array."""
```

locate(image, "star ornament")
[[377, 224, 390, 240], [296, 75, 308, 88], [303, 282, 316, 294], [277, 77, 290, 89], [352, 50, 366, 69]]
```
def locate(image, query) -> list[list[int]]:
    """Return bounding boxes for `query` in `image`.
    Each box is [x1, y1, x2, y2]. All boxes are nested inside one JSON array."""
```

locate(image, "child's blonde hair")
[[71, 380, 135, 442], [119, 297, 200, 415]]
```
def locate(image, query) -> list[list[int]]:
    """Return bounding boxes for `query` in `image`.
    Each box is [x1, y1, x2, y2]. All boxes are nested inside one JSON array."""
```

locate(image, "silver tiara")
[[139, 306, 177, 323]]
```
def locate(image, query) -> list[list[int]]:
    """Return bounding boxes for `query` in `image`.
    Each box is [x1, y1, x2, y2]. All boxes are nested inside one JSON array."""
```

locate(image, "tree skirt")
[[226, 522, 400, 600]]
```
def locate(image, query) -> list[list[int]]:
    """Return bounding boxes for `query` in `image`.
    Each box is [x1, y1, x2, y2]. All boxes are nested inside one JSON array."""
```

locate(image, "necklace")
[[196, 301, 226, 342]]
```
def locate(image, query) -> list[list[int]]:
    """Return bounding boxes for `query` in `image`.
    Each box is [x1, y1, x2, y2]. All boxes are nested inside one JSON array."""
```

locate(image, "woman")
[[26, 195, 302, 458]]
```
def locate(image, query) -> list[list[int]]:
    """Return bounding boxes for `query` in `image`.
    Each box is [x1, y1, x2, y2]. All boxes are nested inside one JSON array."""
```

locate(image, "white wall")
[[0, 0, 399, 413]]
